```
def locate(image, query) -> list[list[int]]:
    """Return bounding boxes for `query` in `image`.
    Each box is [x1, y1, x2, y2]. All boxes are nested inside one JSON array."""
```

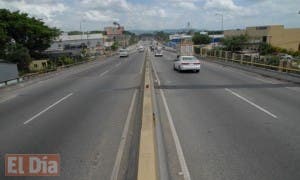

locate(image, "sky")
[[0, 0, 299, 31]]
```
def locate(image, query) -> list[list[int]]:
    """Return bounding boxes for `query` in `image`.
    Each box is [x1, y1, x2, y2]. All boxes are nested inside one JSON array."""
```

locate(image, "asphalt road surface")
[[152, 50, 300, 180], [0, 51, 145, 180], [1, 47, 300, 180]]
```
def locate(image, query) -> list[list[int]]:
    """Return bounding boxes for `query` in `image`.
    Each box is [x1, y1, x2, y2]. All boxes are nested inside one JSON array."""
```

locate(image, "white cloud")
[[0, 0, 67, 27], [0, 0, 299, 31], [84, 10, 119, 22], [204, 0, 239, 11]]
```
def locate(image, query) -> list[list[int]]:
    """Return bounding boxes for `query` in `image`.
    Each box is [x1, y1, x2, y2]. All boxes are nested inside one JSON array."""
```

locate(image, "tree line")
[[0, 9, 60, 71]]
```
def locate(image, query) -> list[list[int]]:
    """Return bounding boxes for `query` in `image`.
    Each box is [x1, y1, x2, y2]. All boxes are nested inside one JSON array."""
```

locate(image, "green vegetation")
[[57, 56, 75, 66], [207, 31, 223, 35], [68, 30, 105, 35], [259, 43, 275, 55], [221, 35, 248, 52], [111, 42, 119, 51], [0, 9, 60, 71], [88, 30, 104, 34], [192, 32, 211, 45], [154, 31, 170, 42], [68, 31, 82, 35]]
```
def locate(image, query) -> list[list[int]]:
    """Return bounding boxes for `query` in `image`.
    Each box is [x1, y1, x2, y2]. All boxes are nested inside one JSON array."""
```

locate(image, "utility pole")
[[215, 13, 223, 31]]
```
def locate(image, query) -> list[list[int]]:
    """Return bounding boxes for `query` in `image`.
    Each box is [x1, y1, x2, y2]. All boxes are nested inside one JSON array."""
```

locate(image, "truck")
[[176, 35, 194, 57]]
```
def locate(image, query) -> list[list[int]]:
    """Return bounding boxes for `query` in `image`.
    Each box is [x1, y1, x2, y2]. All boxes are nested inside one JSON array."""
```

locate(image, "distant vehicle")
[[137, 46, 144, 52], [176, 35, 194, 57], [173, 56, 201, 73], [155, 48, 163, 57], [119, 49, 129, 57]]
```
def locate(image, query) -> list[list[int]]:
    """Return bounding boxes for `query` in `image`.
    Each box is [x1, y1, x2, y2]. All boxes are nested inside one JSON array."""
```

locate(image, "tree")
[[6, 44, 31, 71], [68, 31, 82, 35], [192, 32, 211, 45], [111, 42, 118, 51], [0, 9, 60, 70], [221, 35, 248, 52], [154, 31, 170, 42]]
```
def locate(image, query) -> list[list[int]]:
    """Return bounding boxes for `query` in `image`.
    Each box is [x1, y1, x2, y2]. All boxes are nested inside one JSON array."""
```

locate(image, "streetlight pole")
[[215, 13, 223, 31], [80, 21, 82, 40]]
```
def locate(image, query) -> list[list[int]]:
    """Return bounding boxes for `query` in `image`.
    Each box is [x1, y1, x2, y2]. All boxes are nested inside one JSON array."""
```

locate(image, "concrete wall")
[[29, 60, 48, 71], [269, 27, 300, 51], [0, 63, 19, 82]]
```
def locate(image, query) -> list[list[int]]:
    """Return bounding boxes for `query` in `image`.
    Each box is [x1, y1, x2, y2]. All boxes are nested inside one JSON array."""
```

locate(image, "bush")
[[57, 56, 74, 65], [111, 42, 118, 51], [192, 33, 211, 45], [266, 56, 280, 66]]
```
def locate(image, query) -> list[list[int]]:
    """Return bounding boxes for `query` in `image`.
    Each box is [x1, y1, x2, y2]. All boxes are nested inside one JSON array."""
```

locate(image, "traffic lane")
[[0, 55, 119, 100], [161, 88, 300, 180], [0, 53, 138, 129], [0, 52, 144, 179], [153, 51, 300, 179], [1, 90, 137, 180], [154, 50, 300, 122]]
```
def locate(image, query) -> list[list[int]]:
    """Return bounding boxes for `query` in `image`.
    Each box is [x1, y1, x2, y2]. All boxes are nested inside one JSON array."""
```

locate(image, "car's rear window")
[[182, 57, 196, 61]]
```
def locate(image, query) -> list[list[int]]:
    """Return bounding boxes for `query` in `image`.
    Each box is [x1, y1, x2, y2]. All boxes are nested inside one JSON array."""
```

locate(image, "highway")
[[152, 50, 300, 180], [0, 51, 145, 180], [1, 47, 300, 180]]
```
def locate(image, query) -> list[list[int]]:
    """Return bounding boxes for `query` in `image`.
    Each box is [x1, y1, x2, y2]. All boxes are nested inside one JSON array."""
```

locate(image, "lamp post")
[[215, 13, 224, 32], [80, 19, 86, 41]]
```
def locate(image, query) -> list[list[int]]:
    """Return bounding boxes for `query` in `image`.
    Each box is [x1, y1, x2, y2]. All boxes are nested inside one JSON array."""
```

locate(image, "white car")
[[155, 48, 163, 57], [137, 46, 144, 52], [119, 49, 129, 57], [173, 56, 201, 73]]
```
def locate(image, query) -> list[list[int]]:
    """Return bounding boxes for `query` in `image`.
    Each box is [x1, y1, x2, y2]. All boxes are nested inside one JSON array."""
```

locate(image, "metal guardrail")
[[201, 51, 300, 74], [0, 54, 114, 88]]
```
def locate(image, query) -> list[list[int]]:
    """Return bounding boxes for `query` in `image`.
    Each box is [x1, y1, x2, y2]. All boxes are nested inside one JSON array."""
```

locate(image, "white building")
[[46, 33, 104, 56]]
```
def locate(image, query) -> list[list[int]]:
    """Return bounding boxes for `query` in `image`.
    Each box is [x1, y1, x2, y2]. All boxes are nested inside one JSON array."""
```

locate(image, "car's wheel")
[[173, 65, 177, 71], [178, 66, 182, 73], [195, 70, 200, 73]]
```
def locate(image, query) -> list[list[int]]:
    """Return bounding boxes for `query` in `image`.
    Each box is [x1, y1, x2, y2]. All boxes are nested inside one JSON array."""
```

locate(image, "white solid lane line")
[[23, 93, 73, 125], [160, 89, 191, 180], [225, 88, 278, 119], [99, 70, 109, 77], [110, 89, 137, 180]]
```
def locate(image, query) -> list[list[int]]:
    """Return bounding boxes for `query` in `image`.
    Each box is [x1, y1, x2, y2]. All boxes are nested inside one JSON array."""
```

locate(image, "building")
[[46, 33, 105, 57], [209, 34, 224, 44], [0, 60, 18, 82], [29, 60, 48, 72], [104, 26, 127, 47], [104, 26, 124, 36], [168, 34, 193, 48], [224, 25, 300, 52]]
